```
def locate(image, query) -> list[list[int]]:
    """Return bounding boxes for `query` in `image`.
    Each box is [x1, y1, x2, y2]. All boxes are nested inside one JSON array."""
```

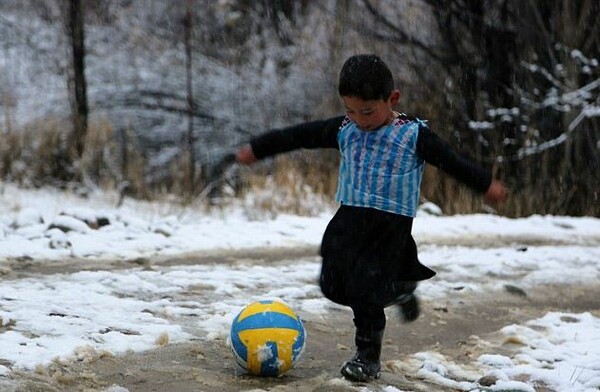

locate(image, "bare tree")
[[183, 0, 196, 195], [65, 0, 88, 160]]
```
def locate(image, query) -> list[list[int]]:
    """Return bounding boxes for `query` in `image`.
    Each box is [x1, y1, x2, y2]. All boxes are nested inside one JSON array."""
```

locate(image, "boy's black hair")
[[338, 54, 394, 101]]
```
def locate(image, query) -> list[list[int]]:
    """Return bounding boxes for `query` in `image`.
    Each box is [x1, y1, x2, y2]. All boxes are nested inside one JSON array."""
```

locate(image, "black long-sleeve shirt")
[[250, 115, 491, 194]]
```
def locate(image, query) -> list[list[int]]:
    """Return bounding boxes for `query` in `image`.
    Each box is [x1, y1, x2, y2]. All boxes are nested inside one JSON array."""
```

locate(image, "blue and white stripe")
[[335, 117, 425, 217]]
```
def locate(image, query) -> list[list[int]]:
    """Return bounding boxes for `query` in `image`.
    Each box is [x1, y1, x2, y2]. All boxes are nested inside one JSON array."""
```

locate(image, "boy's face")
[[341, 91, 400, 131]]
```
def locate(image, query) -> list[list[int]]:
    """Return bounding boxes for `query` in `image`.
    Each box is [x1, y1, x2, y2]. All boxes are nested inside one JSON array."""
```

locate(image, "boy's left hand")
[[235, 145, 258, 165], [484, 179, 507, 205]]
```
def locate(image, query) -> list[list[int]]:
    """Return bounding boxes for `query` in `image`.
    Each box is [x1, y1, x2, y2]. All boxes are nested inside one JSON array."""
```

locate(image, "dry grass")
[[240, 150, 339, 217], [421, 166, 492, 215], [0, 118, 71, 184], [0, 118, 165, 201]]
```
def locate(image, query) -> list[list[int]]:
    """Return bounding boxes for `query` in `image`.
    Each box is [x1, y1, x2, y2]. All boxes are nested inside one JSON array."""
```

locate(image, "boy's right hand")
[[235, 144, 258, 165]]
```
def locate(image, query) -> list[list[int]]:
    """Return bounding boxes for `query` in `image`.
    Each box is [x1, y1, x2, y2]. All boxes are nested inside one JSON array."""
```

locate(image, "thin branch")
[[521, 61, 565, 90], [497, 105, 599, 162], [525, 0, 558, 67], [568, 105, 600, 132]]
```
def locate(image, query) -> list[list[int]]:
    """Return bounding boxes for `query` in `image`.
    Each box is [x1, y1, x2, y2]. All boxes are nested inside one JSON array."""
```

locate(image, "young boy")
[[236, 54, 507, 382]]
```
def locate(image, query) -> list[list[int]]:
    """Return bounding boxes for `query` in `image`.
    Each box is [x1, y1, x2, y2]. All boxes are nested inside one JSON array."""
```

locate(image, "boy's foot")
[[397, 293, 419, 322], [340, 356, 381, 382]]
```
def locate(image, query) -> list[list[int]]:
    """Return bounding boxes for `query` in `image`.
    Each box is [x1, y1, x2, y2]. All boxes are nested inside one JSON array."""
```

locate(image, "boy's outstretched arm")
[[417, 125, 508, 205], [234, 116, 343, 165]]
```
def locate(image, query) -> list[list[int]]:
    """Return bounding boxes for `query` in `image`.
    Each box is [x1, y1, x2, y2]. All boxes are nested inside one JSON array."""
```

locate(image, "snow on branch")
[[499, 104, 600, 162], [511, 133, 568, 160], [568, 105, 600, 132], [562, 78, 600, 108], [522, 61, 564, 90]]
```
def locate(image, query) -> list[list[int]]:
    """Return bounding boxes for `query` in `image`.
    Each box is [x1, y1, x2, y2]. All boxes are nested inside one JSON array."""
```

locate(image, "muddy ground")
[[2, 245, 600, 392]]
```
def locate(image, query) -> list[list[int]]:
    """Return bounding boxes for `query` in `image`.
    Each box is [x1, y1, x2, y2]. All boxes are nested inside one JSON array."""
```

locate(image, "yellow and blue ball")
[[229, 300, 306, 377]]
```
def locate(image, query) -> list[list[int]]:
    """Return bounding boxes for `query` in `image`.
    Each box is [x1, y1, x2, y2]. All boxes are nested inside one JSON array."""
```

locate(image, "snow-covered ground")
[[1, 183, 599, 391]]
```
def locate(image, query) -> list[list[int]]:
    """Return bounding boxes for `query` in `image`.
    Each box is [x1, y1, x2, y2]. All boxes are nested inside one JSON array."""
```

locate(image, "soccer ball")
[[229, 300, 306, 377]]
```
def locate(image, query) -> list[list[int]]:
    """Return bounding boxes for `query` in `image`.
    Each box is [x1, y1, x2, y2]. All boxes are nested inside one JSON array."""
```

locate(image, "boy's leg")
[[396, 281, 419, 322], [340, 303, 385, 382]]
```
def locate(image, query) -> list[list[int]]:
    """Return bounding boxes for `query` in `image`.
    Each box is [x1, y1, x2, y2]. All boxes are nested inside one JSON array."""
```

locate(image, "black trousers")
[[320, 206, 434, 306], [351, 302, 386, 332]]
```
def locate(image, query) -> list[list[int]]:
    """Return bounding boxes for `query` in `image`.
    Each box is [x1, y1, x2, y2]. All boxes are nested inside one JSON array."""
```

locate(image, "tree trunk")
[[67, 0, 88, 159], [184, 0, 196, 195]]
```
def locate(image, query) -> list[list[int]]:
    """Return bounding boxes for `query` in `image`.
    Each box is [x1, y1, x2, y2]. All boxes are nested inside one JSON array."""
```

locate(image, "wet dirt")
[[5, 274, 600, 392]]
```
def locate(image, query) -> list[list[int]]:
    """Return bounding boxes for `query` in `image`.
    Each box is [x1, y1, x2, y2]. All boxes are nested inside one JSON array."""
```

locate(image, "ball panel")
[[230, 314, 248, 363], [238, 327, 299, 375], [237, 300, 298, 322], [257, 341, 280, 376], [292, 322, 306, 360], [231, 344, 248, 371], [234, 312, 302, 331]]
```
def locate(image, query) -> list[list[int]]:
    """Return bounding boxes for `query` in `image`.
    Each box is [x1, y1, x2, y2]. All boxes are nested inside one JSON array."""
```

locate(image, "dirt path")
[[6, 279, 600, 392], [2, 246, 320, 279], [5, 230, 597, 279]]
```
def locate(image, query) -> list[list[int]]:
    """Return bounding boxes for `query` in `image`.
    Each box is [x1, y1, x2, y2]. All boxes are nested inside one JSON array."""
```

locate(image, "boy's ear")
[[389, 90, 400, 105]]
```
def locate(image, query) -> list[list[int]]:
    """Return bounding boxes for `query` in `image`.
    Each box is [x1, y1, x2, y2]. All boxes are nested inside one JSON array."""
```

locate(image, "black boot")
[[340, 329, 384, 382]]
